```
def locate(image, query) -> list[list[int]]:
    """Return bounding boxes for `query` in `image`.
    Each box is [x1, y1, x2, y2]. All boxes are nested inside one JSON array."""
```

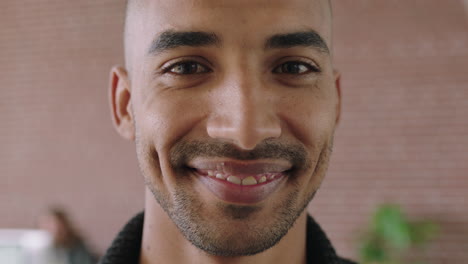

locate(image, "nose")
[[206, 76, 282, 150]]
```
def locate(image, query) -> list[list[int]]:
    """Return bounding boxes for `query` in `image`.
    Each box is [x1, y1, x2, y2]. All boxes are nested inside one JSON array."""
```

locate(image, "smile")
[[188, 160, 292, 204]]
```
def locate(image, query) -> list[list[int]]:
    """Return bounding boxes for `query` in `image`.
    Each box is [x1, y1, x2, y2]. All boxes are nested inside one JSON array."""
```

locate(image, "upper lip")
[[187, 159, 293, 176]]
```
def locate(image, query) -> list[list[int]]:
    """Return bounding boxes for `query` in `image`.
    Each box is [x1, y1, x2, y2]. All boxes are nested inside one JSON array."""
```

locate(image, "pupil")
[[175, 63, 197, 74], [185, 63, 197, 74], [284, 63, 299, 74]]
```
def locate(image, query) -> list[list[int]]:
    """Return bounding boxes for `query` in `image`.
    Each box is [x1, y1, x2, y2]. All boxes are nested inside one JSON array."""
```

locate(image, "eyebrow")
[[147, 30, 220, 55], [147, 30, 329, 55], [265, 31, 330, 54]]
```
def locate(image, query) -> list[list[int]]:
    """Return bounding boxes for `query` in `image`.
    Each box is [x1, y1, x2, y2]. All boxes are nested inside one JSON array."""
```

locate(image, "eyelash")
[[161, 60, 212, 75], [272, 61, 321, 75], [161, 60, 320, 76]]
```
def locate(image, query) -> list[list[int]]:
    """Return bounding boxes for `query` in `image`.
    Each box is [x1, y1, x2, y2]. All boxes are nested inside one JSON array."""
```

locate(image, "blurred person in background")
[[37, 207, 97, 264]]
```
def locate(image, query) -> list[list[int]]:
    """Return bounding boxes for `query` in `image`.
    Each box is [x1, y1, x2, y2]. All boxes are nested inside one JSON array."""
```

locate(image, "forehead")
[[142, 0, 329, 18], [128, 0, 331, 44]]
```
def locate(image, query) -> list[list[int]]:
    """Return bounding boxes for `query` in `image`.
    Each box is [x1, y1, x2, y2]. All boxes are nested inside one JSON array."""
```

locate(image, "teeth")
[[259, 176, 267, 183], [242, 176, 257, 186], [207, 172, 275, 185], [227, 175, 241, 185]]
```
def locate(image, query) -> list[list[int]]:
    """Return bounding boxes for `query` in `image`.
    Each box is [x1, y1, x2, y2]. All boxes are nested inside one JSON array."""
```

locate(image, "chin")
[[148, 174, 314, 257]]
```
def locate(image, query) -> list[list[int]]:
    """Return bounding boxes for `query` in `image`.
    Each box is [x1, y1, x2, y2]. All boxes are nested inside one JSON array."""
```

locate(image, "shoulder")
[[338, 257, 359, 264], [306, 215, 359, 264]]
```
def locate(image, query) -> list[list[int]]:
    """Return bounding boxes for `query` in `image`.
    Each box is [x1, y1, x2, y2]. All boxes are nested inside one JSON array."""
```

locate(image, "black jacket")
[[99, 212, 357, 264]]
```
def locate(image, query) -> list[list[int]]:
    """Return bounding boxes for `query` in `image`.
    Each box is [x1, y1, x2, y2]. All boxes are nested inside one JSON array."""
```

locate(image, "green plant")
[[359, 204, 438, 264]]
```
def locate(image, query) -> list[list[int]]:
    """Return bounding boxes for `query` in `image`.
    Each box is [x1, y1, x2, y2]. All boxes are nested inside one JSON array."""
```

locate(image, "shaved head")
[[122, 0, 333, 75]]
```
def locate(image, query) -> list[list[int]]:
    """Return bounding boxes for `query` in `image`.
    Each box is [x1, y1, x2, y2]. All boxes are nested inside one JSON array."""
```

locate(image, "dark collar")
[[99, 212, 356, 264]]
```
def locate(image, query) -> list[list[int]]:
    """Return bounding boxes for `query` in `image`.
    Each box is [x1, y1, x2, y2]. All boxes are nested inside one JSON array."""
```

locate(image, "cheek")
[[135, 87, 211, 172], [139, 87, 199, 134], [281, 93, 338, 148], [289, 94, 337, 188]]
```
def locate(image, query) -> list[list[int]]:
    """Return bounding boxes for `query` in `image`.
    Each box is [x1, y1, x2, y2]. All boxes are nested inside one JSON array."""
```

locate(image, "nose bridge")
[[207, 65, 282, 150], [230, 72, 260, 128]]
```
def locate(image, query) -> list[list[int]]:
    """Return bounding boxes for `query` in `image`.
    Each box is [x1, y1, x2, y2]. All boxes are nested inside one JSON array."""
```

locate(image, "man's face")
[[116, 0, 339, 257]]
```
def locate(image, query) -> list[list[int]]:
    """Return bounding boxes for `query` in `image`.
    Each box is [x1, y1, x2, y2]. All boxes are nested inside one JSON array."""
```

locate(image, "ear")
[[333, 69, 341, 125], [109, 66, 135, 140]]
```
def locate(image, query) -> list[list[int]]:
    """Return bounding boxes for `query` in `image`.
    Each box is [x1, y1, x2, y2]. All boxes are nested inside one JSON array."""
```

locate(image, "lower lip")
[[194, 171, 287, 204]]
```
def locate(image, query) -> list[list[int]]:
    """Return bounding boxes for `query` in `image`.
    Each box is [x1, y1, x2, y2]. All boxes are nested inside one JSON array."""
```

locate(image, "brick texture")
[[1, 0, 467, 262]]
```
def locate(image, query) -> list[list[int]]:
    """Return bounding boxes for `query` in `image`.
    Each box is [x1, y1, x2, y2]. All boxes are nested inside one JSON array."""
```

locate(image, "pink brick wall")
[[1, 0, 467, 262]]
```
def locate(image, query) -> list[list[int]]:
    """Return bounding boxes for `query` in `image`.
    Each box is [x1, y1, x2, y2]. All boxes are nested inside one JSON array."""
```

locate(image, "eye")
[[163, 61, 211, 75], [273, 61, 319, 75]]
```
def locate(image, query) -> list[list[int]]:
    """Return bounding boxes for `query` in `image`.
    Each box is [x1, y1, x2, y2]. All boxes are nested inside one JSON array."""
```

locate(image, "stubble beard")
[[136, 136, 333, 257]]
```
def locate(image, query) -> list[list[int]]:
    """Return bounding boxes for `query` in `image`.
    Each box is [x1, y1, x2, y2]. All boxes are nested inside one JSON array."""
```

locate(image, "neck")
[[139, 189, 307, 264]]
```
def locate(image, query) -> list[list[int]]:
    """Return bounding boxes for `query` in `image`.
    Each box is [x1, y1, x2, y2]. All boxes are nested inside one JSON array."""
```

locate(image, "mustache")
[[169, 139, 309, 171]]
